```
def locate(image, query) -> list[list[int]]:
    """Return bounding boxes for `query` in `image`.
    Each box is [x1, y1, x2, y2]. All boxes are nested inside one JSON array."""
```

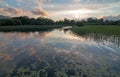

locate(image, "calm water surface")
[[0, 28, 120, 77]]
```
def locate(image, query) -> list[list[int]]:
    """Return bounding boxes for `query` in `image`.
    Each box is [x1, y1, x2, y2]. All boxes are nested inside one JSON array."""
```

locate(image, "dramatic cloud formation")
[[0, 0, 120, 20], [31, 8, 48, 16], [31, 0, 49, 16], [0, 7, 23, 15]]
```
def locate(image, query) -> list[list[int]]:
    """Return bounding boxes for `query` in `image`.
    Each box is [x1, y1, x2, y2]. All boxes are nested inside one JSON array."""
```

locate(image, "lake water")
[[0, 28, 120, 77]]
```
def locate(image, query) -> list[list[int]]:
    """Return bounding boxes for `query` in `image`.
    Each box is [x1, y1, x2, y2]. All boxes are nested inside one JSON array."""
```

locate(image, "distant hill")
[[103, 15, 120, 21], [0, 15, 11, 19]]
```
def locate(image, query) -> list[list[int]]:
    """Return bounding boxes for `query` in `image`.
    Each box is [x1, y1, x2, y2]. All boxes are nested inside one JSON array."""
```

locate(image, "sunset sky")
[[0, 0, 120, 20]]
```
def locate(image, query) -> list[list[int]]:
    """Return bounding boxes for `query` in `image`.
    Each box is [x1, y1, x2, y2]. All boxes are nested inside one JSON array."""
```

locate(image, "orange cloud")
[[4, 8, 23, 15], [0, 8, 10, 15], [0, 7, 23, 15], [0, 0, 49, 17], [33, 0, 48, 16], [31, 8, 48, 16]]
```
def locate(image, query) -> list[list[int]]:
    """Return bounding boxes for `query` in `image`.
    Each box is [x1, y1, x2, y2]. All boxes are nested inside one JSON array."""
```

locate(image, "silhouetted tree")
[[12, 19, 22, 25], [76, 21, 84, 27], [0, 16, 120, 26], [13, 16, 30, 25]]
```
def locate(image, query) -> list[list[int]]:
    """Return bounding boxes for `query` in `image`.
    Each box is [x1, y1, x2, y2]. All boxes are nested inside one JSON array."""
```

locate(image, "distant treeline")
[[0, 16, 76, 26], [82, 18, 120, 25], [0, 16, 120, 26]]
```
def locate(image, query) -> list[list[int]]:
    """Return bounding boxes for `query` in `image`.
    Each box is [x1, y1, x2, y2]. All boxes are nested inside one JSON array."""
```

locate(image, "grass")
[[72, 25, 120, 36], [0, 25, 63, 32]]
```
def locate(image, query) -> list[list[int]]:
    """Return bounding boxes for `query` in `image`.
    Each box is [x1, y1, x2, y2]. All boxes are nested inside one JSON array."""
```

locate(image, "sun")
[[71, 9, 91, 14], [70, 9, 95, 19], [75, 15, 79, 19], [75, 14, 85, 19]]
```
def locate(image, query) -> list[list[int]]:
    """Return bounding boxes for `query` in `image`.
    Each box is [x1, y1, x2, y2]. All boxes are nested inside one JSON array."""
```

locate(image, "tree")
[[29, 18, 38, 25], [12, 19, 22, 25], [76, 21, 84, 27], [13, 16, 30, 25], [4, 19, 15, 26], [118, 23, 120, 26], [64, 18, 70, 25], [0, 19, 5, 26]]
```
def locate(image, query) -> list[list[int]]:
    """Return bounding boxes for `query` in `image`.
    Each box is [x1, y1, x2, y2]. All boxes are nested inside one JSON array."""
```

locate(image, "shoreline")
[[0, 25, 64, 32]]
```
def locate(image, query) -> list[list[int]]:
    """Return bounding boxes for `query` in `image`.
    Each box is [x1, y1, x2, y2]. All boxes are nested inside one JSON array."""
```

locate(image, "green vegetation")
[[0, 16, 76, 26], [0, 26, 120, 77], [0, 25, 64, 32], [82, 18, 120, 25], [0, 16, 78, 31], [118, 23, 120, 26], [76, 21, 84, 27], [0, 16, 120, 77], [0, 45, 119, 77], [72, 25, 120, 35], [4, 51, 120, 77], [0, 16, 55, 26], [0, 16, 120, 32], [0, 16, 120, 27]]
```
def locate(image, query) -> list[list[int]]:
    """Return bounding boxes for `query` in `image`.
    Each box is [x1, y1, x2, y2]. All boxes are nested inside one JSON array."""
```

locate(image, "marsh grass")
[[72, 25, 120, 36]]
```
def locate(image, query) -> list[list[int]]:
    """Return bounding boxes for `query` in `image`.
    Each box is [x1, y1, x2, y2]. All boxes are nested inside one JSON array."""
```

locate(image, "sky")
[[0, 0, 120, 20]]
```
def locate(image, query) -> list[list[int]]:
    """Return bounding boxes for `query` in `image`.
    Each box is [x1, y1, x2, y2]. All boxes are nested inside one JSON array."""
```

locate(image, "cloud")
[[47, 3, 119, 20], [34, 0, 52, 4], [0, 7, 23, 15], [34, 0, 43, 7], [5, 8, 23, 15], [31, 0, 48, 16], [0, 8, 9, 15], [0, 0, 49, 17], [0, 1, 2, 4], [31, 8, 48, 16], [0, 0, 120, 19], [73, 0, 82, 3], [44, 1, 120, 12]]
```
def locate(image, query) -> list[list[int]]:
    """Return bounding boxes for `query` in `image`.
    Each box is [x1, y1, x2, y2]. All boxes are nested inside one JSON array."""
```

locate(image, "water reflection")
[[0, 29, 120, 77], [73, 32, 120, 48]]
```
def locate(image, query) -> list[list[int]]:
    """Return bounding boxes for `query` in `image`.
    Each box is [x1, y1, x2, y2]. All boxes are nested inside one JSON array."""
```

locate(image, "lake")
[[0, 27, 120, 77]]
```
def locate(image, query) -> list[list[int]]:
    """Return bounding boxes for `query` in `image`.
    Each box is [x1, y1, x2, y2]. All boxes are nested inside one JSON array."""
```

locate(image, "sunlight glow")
[[50, 9, 97, 19], [75, 15, 79, 19], [70, 9, 94, 14], [72, 9, 95, 19]]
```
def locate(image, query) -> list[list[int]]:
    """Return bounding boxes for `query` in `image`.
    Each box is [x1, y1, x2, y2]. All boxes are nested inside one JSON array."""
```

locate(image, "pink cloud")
[[31, 8, 48, 16], [0, 0, 49, 17], [0, 8, 10, 15], [32, 0, 48, 16], [0, 7, 23, 15]]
